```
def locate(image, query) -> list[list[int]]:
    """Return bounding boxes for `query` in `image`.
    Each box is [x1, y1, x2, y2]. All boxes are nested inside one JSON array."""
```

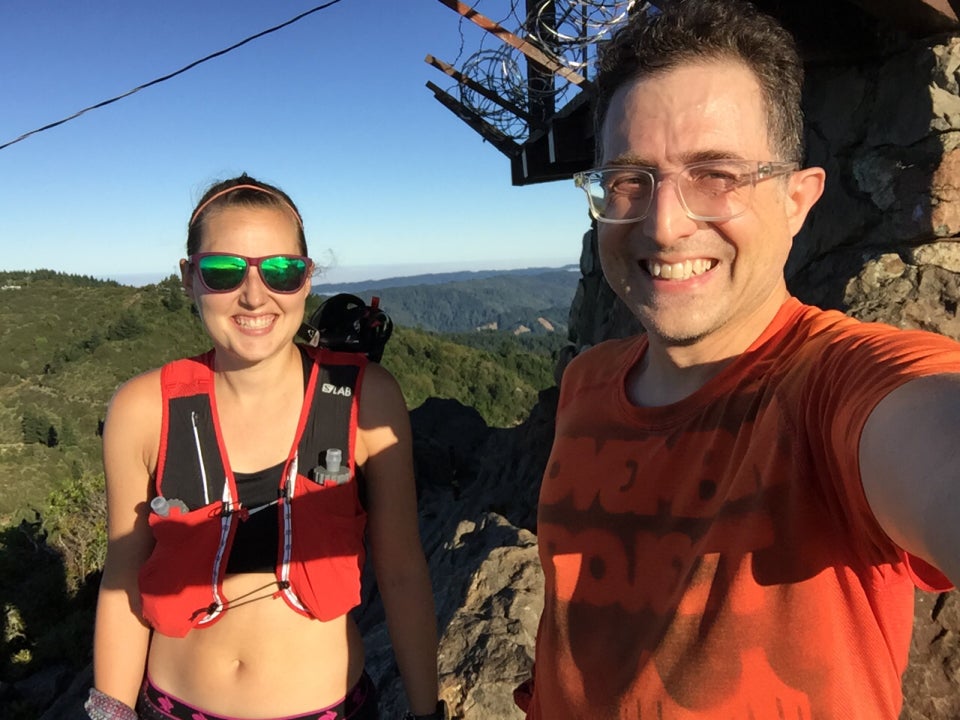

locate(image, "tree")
[[106, 311, 145, 341], [159, 276, 185, 312], [21, 409, 50, 445]]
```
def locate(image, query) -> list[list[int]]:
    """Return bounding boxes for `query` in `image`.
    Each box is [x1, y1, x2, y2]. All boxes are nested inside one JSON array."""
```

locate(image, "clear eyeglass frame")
[[573, 160, 799, 224]]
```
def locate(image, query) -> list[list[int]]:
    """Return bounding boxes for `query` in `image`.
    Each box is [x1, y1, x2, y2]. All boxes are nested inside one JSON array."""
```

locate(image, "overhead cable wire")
[[0, 0, 346, 152]]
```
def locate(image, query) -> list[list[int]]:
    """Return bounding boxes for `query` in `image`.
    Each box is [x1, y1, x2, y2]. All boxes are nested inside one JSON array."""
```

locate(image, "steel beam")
[[426, 81, 522, 158], [433, 0, 590, 88], [424, 54, 536, 125]]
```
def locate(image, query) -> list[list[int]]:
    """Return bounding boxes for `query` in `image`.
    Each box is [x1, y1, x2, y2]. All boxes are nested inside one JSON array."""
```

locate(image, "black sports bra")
[[225, 348, 312, 575], [225, 460, 284, 574]]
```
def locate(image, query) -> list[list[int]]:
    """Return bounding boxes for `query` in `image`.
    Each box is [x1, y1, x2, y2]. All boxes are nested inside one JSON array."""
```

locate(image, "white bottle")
[[313, 448, 350, 485]]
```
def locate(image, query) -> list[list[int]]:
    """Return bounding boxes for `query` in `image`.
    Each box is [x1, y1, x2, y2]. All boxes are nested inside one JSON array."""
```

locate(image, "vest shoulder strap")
[[297, 346, 367, 477], [157, 348, 368, 507], [160, 350, 216, 398], [157, 350, 224, 508]]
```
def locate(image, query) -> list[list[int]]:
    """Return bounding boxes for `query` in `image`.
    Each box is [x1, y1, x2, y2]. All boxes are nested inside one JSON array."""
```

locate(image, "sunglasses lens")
[[260, 256, 309, 292], [197, 255, 247, 291]]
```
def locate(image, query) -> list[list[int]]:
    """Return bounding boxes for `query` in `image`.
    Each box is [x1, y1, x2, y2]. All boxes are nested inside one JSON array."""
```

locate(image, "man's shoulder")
[[556, 336, 646, 406], [790, 302, 960, 350], [772, 302, 960, 387]]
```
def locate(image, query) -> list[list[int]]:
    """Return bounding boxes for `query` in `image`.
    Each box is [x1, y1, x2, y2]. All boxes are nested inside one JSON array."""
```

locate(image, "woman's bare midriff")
[[147, 572, 366, 718]]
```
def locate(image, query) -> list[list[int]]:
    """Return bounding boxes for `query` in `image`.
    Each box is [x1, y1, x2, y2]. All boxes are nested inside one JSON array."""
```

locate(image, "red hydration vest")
[[138, 346, 367, 637]]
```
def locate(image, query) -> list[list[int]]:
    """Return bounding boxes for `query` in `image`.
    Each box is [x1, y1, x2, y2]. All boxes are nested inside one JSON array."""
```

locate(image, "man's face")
[[597, 60, 799, 355]]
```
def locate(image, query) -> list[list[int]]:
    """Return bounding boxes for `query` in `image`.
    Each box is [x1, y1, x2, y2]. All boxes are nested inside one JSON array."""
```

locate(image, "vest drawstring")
[[190, 601, 220, 621]]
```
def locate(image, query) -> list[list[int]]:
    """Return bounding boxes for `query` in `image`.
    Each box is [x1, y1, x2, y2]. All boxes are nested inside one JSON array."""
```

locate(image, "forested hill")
[[0, 268, 569, 717], [313, 267, 579, 334], [0, 269, 563, 522]]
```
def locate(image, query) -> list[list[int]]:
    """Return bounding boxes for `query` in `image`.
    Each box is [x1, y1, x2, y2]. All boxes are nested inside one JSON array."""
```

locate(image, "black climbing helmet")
[[297, 293, 393, 362]]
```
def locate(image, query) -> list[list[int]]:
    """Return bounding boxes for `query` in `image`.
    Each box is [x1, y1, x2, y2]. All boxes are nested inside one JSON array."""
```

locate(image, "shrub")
[[43, 472, 107, 590], [21, 409, 56, 446], [106, 311, 145, 341]]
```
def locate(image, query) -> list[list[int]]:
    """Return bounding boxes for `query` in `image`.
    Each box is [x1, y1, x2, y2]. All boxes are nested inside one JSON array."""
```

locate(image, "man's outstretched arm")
[[860, 373, 960, 586]]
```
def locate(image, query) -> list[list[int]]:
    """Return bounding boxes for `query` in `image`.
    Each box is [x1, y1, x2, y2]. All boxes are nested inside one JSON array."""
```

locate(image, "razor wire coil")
[[448, 0, 648, 140]]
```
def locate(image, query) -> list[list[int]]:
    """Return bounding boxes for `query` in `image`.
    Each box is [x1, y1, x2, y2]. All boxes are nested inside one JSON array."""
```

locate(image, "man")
[[521, 1, 960, 718]]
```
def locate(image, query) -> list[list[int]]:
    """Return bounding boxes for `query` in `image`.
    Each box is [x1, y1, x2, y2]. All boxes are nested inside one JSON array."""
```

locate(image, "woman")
[[87, 175, 442, 720]]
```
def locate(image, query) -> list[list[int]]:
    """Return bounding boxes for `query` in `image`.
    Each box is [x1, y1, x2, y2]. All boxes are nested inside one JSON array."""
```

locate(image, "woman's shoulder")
[[106, 366, 164, 427], [360, 359, 398, 388], [352, 362, 410, 468], [108, 351, 214, 410], [358, 362, 405, 416], [102, 367, 165, 476]]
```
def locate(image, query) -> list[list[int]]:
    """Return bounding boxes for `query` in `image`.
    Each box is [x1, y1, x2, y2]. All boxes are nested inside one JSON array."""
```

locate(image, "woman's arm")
[[358, 363, 439, 716], [92, 370, 162, 709]]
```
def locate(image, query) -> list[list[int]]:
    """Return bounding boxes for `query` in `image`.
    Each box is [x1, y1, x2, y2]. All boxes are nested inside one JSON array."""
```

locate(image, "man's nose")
[[641, 176, 698, 244]]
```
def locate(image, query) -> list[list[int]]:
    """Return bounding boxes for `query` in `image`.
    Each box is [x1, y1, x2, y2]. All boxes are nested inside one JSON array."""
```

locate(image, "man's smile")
[[643, 258, 718, 281]]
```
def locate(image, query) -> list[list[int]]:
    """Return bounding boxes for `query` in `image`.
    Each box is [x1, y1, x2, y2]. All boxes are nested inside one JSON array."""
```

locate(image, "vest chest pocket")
[[285, 473, 367, 621], [139, 502, 232, 637]]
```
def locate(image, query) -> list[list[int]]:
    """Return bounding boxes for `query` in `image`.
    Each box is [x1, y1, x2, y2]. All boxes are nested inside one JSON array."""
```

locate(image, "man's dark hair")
[[595, 0, 804, 163]]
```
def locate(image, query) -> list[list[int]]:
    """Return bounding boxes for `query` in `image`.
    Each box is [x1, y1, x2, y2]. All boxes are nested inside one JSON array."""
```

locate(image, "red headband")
[[189, 183, 303, 228]]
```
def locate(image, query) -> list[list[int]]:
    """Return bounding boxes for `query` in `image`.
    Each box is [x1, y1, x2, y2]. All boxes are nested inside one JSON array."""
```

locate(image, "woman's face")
[[181, 205, 311, 368]]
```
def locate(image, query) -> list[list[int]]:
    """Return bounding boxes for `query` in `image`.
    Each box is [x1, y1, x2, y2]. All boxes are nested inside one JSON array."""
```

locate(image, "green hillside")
[[0, 271, 211, 521], [383, 326, 557, 426], [0, 270, 560, 522], [0, 270, 563, 699]]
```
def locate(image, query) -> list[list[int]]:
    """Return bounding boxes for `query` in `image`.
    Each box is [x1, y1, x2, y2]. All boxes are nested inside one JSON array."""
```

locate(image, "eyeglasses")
[[573, 159, 798, 224], [189, 253, 312, 294]]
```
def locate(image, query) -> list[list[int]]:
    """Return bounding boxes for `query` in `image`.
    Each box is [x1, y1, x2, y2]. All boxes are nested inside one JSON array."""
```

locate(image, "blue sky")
[[0, 1, 594, 285]]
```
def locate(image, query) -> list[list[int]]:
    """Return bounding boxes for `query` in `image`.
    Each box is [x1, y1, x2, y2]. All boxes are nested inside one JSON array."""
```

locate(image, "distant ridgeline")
[[312, 266, 579, 335]]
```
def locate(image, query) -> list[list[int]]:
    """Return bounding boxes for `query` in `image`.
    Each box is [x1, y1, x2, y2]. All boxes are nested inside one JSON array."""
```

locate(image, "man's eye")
[[608, 174, 649, 194], [689, 167, 742, 190]]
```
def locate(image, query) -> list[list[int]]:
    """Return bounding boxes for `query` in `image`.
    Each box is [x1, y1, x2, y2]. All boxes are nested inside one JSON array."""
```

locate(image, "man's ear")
[[785, 166, 826, 237]]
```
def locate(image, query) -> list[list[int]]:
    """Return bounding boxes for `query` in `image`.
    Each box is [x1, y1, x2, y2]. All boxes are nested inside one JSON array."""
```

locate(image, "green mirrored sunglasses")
[[189, 253, 311, 294]]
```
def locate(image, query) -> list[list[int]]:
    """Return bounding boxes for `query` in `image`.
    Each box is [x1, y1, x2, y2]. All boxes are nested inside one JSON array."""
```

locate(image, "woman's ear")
[[785, 166, 826, 237], [301, 260, 316, 299], [180, 258, 195, 297]]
